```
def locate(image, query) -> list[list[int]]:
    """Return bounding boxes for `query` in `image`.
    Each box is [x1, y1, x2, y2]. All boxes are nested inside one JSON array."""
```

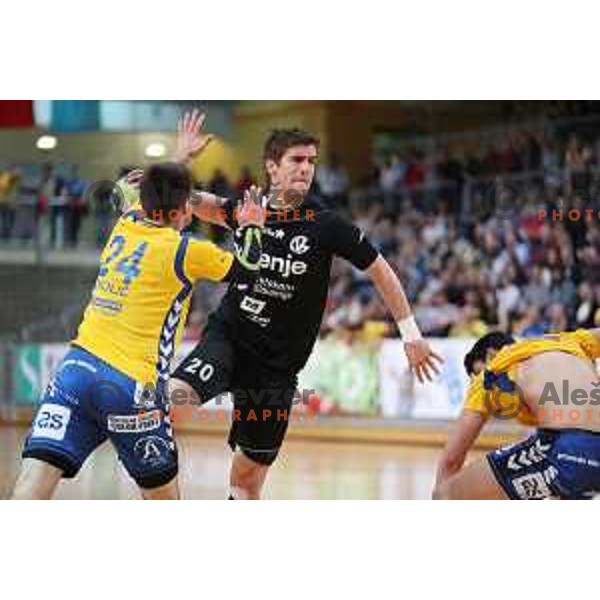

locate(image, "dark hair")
[[262, 128, 320, 188], [139, 162, 192, 221], [464, 332, 515, 376]]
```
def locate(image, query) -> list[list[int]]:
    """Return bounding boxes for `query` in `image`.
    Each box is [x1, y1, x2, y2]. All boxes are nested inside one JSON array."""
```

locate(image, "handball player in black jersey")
[[168, 111, 443, 499]]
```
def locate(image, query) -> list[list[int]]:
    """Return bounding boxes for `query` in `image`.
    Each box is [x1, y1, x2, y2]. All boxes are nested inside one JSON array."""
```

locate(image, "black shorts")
[[171, 320, 298, 466]]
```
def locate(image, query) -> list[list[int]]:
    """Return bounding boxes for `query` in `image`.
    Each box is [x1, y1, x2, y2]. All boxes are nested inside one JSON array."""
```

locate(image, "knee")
[[11, 477, 52, 500], [10, 459, 62, 500], [141, 478, 180, 500], [231, 470, 262, 500], [230, 461, 267, 500]]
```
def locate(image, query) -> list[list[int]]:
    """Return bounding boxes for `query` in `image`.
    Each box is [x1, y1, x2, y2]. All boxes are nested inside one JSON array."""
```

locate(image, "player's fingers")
[[189, 108, 200, 132], [430, 350, 444, 364], [182, 111, 190, 133], [413, 363, 423, 384], [126, 169, 144, 184], [197, 112, 206, 132], [420, 361, 433, 382], [188, 110, 196, 132], [198, 134, 214, 152], [426, 355, 441, 375]]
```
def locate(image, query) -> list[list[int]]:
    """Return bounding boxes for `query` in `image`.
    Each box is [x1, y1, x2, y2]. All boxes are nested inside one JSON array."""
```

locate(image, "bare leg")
[[168, 378, 201, 404], [433, 456, 509, 500], [167, 377, 203, 425], [10, 458, 63, 500], [140, 478, 180, 500], [230, 451, 270, 500], [169, 378, 270, 499]]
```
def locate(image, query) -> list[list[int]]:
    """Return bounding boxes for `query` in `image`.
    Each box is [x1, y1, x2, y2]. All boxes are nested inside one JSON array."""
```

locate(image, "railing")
[[0, 195, 117, 256], [355, 163, 600, 227], [374, 111, 600, 156]]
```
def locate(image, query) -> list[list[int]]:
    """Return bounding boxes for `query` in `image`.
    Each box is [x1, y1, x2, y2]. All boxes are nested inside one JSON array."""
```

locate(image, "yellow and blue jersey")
[[463, 329, 600, 425], [73, 211, 233, 388]]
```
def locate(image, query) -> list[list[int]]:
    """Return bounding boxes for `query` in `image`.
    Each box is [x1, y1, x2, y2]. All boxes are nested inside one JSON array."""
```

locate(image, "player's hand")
[[404, 339, 444, 384], [174, 109, 213, 164], [125, 168, 144, 188], [238, 186, 268, 229]]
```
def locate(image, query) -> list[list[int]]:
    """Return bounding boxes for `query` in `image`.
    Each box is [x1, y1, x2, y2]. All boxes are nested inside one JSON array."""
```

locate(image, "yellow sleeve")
[[184, 238, 234, 282], [463, 373, 490, 416], [564, 329, 600, 360]]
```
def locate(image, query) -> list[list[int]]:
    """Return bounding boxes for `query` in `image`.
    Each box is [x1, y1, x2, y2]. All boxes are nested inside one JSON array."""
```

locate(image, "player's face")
[[267, 145, 318, 196], [471, 359, 485, 376], [471, 348, 500, 376]]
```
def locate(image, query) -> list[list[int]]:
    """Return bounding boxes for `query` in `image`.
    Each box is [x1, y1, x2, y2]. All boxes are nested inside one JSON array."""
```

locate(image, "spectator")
[[208, 168, 231, 199], [575, 282, 598, 329], [0, 165, 20, 240], [46, 165, 68, 248], [65, 165, 87, 247], [379, 154, 405, 194], [316, 153, 350, 208], [514, 305, 548, 338], [546, 303, 568, 333], [496, 268, 522, 330], [523, 264, 551, 306], [37, 162, 55, 226], [449, 304, 488, 338]]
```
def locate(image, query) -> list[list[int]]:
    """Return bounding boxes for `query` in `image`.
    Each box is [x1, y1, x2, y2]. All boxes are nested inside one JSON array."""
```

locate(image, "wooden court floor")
[[0, 425, 481, 499]]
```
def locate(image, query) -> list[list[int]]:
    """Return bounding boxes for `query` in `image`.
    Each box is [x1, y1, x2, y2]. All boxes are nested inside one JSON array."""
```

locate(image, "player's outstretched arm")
[[173, 108, 233, 228], [433, 409, 488, 496], [364, 255, 443, 383]]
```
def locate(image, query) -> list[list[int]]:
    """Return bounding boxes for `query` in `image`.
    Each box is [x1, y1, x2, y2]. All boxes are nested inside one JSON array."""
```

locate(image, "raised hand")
[[173, 108, 214, 164]]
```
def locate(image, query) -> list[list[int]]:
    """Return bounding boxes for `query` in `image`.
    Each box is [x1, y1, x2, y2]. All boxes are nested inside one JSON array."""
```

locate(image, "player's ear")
[[265, 159, 278, 181]]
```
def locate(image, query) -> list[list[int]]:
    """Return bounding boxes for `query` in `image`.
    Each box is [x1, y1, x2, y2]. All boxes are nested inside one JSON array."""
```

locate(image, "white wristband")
[[397, 315, 422, 343]]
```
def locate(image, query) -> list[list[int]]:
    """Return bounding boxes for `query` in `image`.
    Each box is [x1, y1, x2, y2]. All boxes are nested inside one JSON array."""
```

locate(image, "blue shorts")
[[487, 428, 600, 500], [22, 346, 177, 489]]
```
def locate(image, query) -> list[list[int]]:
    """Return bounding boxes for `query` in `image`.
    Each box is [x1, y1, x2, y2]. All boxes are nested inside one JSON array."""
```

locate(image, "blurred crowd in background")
[[5, 103, 600, 342], [321, 122, 600, 341]]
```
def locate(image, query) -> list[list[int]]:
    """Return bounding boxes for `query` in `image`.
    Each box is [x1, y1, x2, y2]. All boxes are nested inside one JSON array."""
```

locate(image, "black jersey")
[[209, 194, 379, 375]]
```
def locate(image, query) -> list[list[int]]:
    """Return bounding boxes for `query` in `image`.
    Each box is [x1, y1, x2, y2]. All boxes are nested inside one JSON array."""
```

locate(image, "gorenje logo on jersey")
[[259, 252, 308, 278], [289, 235, 310, 255]]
